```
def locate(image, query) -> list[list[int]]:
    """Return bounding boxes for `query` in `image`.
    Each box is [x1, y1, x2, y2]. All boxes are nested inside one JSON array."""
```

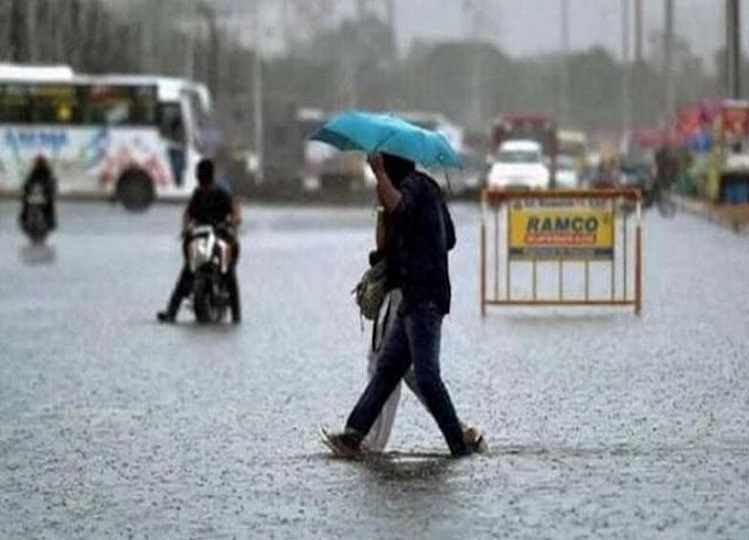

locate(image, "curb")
[[672, 195, 749, 236]]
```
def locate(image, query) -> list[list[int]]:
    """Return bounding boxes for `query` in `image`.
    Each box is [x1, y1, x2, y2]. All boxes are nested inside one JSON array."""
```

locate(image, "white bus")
[[0, 63, 212, 210]]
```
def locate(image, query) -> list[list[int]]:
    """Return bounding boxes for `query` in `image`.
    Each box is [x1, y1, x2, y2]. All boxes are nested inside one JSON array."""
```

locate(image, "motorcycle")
[[20, 184, 52, 244], [185, 224, 234, 323]]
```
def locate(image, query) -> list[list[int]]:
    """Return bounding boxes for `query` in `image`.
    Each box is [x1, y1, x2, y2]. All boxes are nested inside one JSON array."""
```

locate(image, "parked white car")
[[486, 140, 549, 190]]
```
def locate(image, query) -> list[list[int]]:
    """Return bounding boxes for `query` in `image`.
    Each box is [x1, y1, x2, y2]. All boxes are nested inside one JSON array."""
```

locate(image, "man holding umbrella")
[[323, 151, 478, 458]]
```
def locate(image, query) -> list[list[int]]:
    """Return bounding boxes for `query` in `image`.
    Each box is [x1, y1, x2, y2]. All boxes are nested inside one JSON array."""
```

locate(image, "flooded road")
[[1, 200, 748, 539]]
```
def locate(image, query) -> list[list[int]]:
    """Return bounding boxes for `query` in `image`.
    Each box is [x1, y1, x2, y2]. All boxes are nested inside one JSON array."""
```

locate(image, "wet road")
[[1, 200, 748, 539]]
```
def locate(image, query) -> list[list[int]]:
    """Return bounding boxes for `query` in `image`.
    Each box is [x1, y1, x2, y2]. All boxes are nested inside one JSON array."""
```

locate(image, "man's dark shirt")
[[187, 186, 233, 226], [389, 172, 456, 315]]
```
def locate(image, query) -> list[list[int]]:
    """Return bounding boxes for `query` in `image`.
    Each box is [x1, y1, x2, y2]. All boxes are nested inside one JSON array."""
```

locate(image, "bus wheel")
[[117, 169, 155, 212]]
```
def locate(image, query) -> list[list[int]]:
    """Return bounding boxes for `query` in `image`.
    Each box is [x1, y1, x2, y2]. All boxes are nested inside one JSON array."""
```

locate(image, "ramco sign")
[[509, 200, 614, 260]]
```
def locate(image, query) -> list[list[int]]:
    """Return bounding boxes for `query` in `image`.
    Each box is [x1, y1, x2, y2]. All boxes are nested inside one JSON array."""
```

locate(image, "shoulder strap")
[[441, 198, 456, 251]]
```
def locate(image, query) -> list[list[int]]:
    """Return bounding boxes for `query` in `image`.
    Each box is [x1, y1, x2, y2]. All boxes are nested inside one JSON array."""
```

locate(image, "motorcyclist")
[[157, 158, 242, 323], [20, 155, 57, 232]]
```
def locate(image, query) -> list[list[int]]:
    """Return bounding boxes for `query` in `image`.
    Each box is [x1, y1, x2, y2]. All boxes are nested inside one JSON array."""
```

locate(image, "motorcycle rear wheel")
[[23, 206, 49, 244]]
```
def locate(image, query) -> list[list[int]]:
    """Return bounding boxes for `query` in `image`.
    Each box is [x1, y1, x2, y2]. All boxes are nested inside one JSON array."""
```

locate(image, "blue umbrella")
[[310, 110, 462, 169]]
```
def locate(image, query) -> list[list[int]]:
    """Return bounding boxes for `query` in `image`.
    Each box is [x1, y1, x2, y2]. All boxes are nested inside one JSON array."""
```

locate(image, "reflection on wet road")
[[1, 201, 748, 538]]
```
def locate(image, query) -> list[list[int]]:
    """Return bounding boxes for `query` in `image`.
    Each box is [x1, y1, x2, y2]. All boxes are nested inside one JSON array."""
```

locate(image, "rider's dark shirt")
[[186, 186, 233, 226], [23, 166, 56, 200], [389, 172, 456, 316]]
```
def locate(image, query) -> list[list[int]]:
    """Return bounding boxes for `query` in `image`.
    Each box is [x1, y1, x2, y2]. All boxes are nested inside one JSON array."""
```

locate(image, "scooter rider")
[[20, 155, 57, 231], [157, 158, 242, 323]]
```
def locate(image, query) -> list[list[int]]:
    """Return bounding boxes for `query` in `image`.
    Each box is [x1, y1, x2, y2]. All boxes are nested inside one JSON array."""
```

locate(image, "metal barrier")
[[480, 188, 643, 316]]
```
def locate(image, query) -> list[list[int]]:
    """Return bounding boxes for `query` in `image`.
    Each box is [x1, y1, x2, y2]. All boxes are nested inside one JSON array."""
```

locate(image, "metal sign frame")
[[480, 188, 643, 316]]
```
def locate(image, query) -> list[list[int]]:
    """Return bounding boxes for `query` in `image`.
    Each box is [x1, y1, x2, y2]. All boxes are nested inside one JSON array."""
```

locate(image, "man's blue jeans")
[[346, 300, 468, 456]]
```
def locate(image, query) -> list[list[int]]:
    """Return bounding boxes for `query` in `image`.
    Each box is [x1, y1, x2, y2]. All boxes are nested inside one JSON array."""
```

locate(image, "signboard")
[[508, 198, 614, 260], [721, 101, 749, 139], [676, 104, 704, 143]]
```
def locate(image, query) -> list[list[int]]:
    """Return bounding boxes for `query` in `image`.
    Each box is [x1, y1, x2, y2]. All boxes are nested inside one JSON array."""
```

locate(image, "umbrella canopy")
[[310, 110, 462, 169]]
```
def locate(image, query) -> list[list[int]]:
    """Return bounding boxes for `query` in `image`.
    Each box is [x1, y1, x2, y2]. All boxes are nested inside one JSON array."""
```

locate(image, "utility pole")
[[384, 0, 395, 33], [463, 0, 485, 129], [26, 0, 38, 62], [252, 0, 264, 183], [346, 0, 369, 108], [185, 31, 195, 80], [559, 0, 570, 125], [281, 0, 292, 54], [725, 0, 741, 99], [196, 3, 220, 98], [622, 0, 632, 134], [632, 0, 643, 127], [1, 0, 13, 61], [9, 0, 22, 62], [634, 0, 643, 64], [52, 0, 65, 62], [663, 0, 675, 123]]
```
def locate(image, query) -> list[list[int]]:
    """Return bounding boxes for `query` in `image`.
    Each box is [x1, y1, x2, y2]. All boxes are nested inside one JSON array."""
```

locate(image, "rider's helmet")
[[27, 154, 52, 188], [196, 158, 215, 187]]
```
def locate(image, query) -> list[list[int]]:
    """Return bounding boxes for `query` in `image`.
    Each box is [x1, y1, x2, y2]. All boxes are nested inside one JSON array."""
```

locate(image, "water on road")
[[1, 201, 748, 539]]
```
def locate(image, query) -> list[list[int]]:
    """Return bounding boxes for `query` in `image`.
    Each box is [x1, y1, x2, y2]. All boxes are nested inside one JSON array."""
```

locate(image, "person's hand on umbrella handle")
[[368, 153, 402, 212], [367, 153, 386, 178]]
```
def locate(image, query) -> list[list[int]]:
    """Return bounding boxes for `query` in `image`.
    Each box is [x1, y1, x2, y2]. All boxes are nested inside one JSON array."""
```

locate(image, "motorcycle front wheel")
[[193, 275, 227, 323]]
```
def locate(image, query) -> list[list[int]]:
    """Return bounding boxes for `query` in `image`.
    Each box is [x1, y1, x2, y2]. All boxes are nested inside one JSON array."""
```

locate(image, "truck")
[[489, 114, 558, 188]]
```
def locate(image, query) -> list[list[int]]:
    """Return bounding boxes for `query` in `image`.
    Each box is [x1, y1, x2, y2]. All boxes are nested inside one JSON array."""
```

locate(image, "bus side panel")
[[0, 125, 186, 198], [105, 128, 179, 196]]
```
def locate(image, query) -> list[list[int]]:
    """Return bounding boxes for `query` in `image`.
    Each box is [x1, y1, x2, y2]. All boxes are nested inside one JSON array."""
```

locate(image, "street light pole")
[[253, 0, 264, 183], [184, 2, 196, 80], [26, 0, 37, 62], [560, 0, 570, 125], [726, 0, 741, 99], [634, 0, 643, 64], [196, 2, 220, 99], [622, 0, 632, 135], [463, 0, 485, 129], [663, 0, 675, 123], [632, 0, 643, 127], [384, 0, 395, 34]]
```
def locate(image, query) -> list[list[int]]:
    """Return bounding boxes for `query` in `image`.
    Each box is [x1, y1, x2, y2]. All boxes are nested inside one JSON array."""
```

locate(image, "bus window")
[[81, 85, 157, 126], [0, 83, 31, 123], [83, 85, 132, 125], [131, 86, 158, 125], [30, 84, 79, 124]]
